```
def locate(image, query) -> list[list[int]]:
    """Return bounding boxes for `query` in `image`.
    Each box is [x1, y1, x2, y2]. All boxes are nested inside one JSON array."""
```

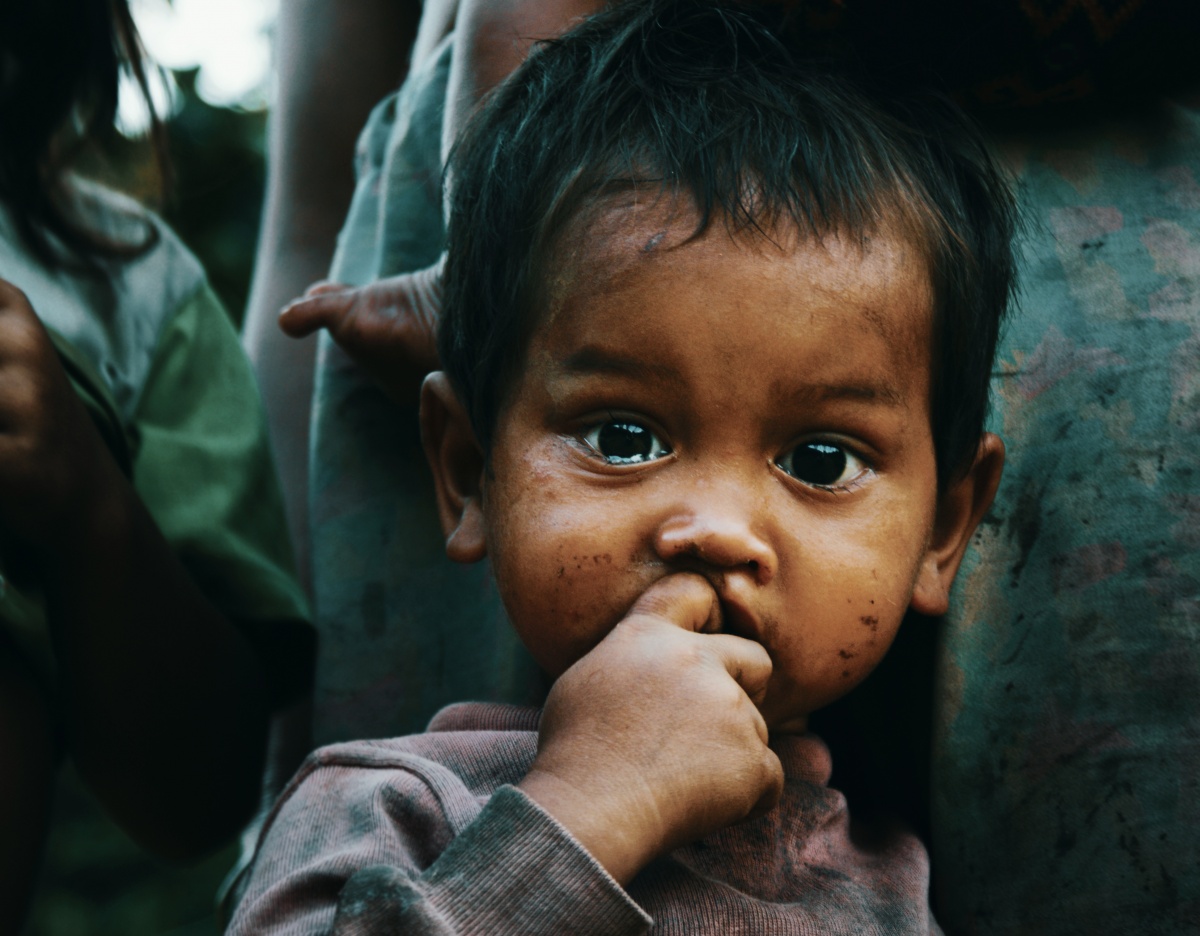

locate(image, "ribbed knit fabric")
[[228, 703, 939, 935]]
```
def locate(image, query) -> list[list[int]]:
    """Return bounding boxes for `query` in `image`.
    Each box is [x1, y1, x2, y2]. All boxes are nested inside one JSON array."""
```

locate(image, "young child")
[[229, 1, 1015, 931], [0, 0, 309, 927]]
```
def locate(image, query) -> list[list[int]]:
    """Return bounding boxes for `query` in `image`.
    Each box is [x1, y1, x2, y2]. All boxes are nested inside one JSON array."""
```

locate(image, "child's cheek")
[[486, 455, 649, 678], [762, 596, 901, 728], [766, 511, 924, 723]]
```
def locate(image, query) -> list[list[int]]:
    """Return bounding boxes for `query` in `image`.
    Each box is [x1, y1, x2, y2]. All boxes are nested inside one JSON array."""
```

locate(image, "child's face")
[[430, 199, 998, 734]]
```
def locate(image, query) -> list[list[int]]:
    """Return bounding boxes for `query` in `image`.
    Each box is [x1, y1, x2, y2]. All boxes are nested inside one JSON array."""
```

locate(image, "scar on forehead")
[[642, 230, 668, 253]]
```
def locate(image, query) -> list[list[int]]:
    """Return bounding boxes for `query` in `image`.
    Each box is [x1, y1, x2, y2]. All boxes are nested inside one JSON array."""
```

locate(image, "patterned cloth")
[[229, 703, 940, 936], [933, 97, 1200, 933]]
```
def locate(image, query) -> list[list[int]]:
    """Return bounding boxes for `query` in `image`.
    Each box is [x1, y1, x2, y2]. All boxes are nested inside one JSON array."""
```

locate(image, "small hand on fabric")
[[0, 277, 274, 858], [278, 255, 444, 406], [0, 279, 118, 557]]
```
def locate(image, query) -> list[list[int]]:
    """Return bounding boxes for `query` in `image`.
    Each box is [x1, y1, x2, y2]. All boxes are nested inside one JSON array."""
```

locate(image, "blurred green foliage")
[[161, 68, 267, 325], [28, 69, 267, 936]]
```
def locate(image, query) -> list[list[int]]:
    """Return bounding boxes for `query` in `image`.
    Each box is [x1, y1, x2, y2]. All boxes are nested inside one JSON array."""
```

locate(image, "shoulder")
[[245, 730, 521, 892], [71, 180, 209, 324], [0, 181, 217, 424], [278, 737, 472, 830], [233, 736, 475, 931], [289, 712, 538, 810], [260, 713, 538, 844], [71, 182, 198, 266]]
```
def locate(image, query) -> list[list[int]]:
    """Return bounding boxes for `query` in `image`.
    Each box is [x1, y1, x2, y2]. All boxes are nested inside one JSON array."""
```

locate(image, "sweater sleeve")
[[228, 753, 651, 936]]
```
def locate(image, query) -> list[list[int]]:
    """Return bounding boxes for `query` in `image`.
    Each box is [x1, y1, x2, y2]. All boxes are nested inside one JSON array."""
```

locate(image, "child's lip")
[[716, 589, 765, 643]]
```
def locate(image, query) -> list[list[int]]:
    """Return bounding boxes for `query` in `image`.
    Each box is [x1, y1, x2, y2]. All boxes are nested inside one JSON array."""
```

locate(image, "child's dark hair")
[[440, 0, 1018, 488], [0, 0, 167, 270]]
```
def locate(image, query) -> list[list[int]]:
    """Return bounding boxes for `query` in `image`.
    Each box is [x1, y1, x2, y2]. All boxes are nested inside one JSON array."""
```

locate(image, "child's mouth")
[[715, 591, 764, 644]]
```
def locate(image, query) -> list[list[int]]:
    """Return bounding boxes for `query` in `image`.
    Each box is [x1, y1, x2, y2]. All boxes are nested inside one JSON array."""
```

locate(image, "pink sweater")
[[228, 703, 940, 935]]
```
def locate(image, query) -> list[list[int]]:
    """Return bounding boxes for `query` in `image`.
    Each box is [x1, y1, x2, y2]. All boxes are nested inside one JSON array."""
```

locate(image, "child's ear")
[[910, 433, 1005, 616], [420, 372, 487, 564]]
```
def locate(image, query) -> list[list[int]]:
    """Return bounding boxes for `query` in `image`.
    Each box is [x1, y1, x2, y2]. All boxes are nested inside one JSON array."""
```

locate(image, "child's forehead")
[[539, 194, 936, 344]]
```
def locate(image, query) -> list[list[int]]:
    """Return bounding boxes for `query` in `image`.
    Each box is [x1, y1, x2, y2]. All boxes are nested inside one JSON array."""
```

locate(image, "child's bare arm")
[[0, 281, 269, 859], [444, 0, 604, 166], [243, 0, 428, 587], [520, 574, 785, 885]]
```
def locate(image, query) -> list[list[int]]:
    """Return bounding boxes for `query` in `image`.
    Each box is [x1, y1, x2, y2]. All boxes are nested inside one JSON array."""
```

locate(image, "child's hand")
[[519, 574, 784, 885], [0, 281, 116, 555], [278, 256, 443, 406]]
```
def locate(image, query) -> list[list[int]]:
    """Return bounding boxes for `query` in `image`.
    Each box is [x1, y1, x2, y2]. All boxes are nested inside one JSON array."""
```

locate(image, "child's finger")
[[702, 633, 774, 713], [278, 292, 350, 338], [623, 572, 722, 634], [622, 573, 774, 709]]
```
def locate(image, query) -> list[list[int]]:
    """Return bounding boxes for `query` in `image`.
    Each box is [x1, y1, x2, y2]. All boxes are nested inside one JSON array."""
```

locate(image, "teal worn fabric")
[[309, 36, 541, 747], [933, 97, 1200, 934]]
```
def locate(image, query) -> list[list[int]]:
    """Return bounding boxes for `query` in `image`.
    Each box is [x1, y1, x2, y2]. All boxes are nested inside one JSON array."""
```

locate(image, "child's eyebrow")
[[784, 381, 907, 408], [557, 348, 906, 407], [558, 347, 683, 383]]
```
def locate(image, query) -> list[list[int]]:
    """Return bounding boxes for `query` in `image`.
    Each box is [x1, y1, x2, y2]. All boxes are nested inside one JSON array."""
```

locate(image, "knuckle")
[[765, 754, 785, 794], [715, 673, 747, 708], [745, 752, 783, 808]]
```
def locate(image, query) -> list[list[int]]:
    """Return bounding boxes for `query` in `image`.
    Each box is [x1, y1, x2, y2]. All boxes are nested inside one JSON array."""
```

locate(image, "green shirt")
[[0, 182, 310, 701]]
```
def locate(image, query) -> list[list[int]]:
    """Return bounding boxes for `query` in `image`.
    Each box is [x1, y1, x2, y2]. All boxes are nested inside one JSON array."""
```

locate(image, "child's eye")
[[580, 419, 671, 465], [776, 441, 868, 490]]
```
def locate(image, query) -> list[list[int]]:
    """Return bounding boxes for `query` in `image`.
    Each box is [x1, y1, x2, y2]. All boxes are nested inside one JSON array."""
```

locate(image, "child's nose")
[[653, 503, 776, 587]]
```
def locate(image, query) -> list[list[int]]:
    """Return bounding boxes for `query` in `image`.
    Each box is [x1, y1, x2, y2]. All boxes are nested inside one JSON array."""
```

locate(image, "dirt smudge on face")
[[860, 615, 879, 632], [642, 230, 667, 253], [758, 613, 782, 646]]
